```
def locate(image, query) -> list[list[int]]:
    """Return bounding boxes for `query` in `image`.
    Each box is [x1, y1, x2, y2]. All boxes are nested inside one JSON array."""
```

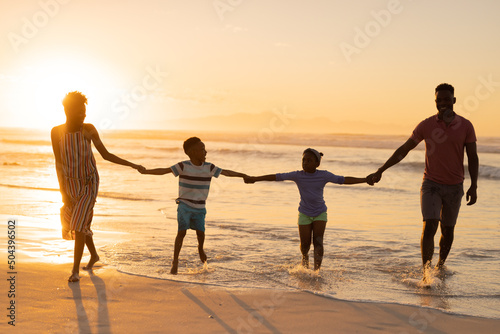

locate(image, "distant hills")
[[161, 111, 406, 135]]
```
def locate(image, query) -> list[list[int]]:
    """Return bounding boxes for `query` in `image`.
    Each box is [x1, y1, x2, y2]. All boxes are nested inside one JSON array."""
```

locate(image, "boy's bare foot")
[[302, 255, 309, 269], [199, 248, 207, 263], [170, 260, 179, 275], [82, 255, 100, 270], [68, 272, 80, 282]]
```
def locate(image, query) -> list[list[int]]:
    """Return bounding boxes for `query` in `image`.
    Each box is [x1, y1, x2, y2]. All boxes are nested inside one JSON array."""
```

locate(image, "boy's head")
[[302, 148, 323, 173], [183, 137, 206, 164]]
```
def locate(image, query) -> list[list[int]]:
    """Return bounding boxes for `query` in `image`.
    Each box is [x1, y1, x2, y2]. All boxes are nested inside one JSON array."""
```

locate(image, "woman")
[[51, 91, 143, 282]]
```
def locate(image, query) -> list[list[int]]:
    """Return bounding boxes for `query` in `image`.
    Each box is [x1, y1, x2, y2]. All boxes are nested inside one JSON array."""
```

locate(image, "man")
[[367, 83, 479, 276]]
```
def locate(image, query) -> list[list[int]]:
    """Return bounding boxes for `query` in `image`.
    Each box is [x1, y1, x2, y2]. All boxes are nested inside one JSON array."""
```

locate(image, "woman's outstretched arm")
[[85, 124, 143, 170], [139, 168, 172, 175]]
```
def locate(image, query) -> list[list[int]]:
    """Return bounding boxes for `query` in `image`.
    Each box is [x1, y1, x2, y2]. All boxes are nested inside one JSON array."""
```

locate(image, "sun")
[[20, 57, 116, 130]]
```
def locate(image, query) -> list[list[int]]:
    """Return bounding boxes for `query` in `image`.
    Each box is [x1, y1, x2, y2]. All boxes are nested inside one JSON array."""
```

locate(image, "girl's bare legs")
[[312, 221, 327, 270], [298, 224, 313, 268]]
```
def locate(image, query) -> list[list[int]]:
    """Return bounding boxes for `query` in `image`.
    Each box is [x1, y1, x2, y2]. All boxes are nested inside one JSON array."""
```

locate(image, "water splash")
[[186, 261, 213, 275], [288, 264, 321, 279]]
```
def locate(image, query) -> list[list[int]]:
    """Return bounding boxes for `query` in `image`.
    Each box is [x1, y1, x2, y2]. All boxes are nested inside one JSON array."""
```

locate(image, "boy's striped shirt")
[[170, 160, 222, 209]]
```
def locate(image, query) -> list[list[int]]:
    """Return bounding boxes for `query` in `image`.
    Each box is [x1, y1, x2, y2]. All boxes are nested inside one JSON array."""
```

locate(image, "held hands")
[[366, 171, 382, 186], [244, 176, 256, 184], [133, 164, 146, 174]]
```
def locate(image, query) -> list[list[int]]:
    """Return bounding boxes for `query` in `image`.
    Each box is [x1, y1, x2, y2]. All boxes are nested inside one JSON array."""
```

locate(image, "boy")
[[140, 137, 247, 274]]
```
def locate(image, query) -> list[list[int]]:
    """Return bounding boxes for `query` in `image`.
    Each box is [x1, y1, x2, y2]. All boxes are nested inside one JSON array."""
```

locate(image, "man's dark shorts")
[[420, 179, 464, 227]]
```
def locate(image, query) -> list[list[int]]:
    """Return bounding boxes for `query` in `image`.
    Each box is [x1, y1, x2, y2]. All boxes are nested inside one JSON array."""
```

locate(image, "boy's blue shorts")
[[177, 201, 207, 232]]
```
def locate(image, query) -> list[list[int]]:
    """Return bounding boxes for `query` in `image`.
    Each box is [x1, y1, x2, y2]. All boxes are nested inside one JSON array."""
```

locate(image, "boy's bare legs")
[[171, 230, 187, 274], [70, 231, 85, 282], [82, 235, 99, 270], [196, 230, 207, 263], [312, 221, 327, 271], [298, 224, 313, 268]]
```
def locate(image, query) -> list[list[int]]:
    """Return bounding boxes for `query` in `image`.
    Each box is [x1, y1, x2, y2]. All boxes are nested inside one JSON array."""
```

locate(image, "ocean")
[[1, 127, 499, 319]]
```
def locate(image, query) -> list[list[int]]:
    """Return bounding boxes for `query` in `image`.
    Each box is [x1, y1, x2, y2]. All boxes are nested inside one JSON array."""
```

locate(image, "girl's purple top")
[[276, 170, 345, 216]]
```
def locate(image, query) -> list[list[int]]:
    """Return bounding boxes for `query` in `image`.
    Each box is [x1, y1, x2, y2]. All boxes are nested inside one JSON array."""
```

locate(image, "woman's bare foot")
[[68, 272, 80, 282], [82, 255, 100, 270]]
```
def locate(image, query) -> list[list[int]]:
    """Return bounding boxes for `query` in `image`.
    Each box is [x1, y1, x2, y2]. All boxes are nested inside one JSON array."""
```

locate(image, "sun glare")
[[22, 58, 114, 130]]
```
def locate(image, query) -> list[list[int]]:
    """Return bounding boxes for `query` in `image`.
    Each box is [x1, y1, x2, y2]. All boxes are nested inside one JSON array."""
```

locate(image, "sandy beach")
[[1, 260, 498, 334]]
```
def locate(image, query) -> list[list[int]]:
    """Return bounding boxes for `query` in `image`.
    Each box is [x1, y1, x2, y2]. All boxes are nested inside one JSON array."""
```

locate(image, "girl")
[[244, 148, 368, 271], [51, 91, 144, 282]]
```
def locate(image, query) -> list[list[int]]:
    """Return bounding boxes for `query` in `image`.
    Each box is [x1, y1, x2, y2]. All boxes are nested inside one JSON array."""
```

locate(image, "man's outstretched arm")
[[367, 138, 418, 185]]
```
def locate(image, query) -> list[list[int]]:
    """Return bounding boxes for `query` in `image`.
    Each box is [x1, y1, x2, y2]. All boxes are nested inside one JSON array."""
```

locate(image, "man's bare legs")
[[420, 219, 439, 268], [421, 219, 439, 268], [421, 219, 455, 268], [421, 219, 456, 282], [437, 225, 455, 268]]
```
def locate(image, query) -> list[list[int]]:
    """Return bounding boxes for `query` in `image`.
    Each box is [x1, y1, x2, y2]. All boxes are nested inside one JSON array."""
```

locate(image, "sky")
[[1, 0, 499, 135]]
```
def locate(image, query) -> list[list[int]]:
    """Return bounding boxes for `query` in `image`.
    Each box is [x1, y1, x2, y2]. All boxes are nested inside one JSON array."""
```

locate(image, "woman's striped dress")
[[59, 129, 99, 240]]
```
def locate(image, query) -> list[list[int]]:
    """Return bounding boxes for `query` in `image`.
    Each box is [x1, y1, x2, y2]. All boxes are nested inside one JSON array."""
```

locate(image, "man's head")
[[183, 137, 206, 165], [62, 91, 87, 124], [435, 83, 456, 116]]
